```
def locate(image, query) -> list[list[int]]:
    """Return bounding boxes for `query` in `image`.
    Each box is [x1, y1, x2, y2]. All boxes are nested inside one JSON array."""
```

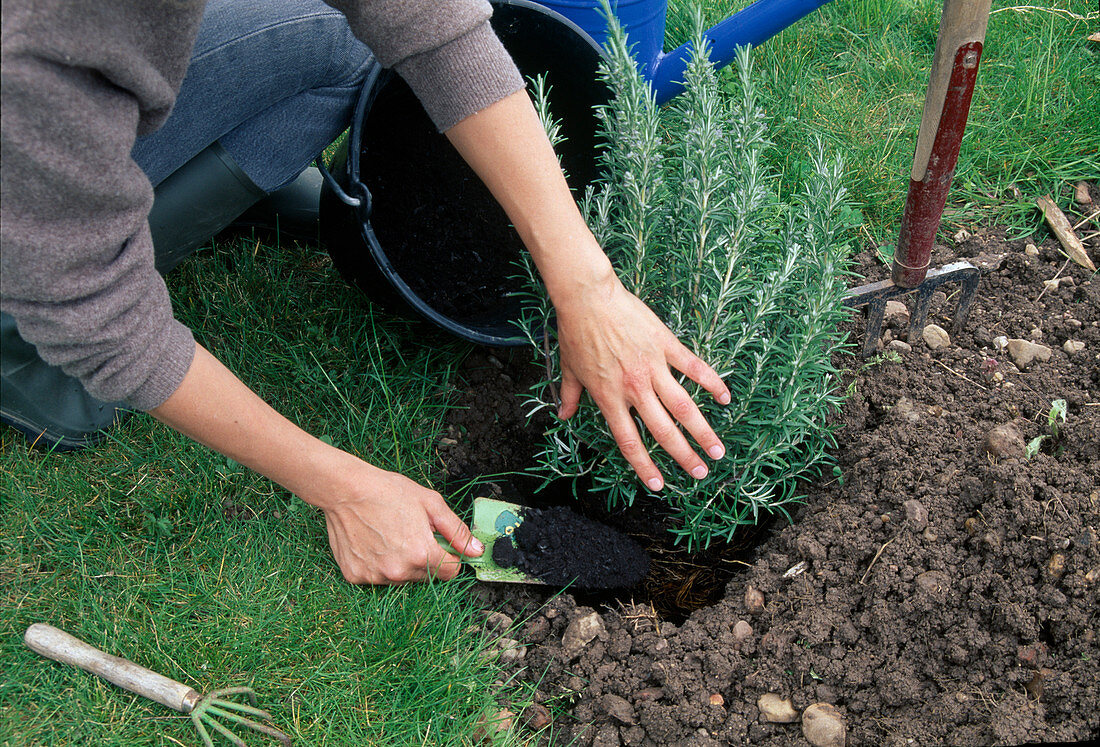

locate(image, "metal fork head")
[[844, 260, 980, 357]]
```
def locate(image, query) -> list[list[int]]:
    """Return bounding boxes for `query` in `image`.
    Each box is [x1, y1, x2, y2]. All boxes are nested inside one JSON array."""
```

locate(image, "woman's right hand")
[[308, 455, 484, 585], [152, 343, 482, 586]]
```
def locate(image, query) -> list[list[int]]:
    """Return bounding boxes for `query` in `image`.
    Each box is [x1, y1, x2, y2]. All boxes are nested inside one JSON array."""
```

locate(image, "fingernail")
[[646, 477, 663, 491], [691, 465, 708, 480], [718, 392, 731, 405], [708, 444, 725, 460], [470, 537, 484, 554]]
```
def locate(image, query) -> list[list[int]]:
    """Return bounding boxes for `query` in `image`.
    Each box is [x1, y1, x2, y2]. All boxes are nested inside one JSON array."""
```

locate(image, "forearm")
[[149, 344, 353, 508], [444, 89, 616, 305]]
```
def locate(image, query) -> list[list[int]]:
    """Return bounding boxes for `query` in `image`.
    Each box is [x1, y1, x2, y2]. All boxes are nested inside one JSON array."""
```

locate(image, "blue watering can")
[[534, 0, 833, 104]]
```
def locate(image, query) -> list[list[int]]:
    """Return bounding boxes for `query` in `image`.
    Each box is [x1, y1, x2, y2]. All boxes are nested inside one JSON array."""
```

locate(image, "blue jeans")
[[132, 0, 373, 192]]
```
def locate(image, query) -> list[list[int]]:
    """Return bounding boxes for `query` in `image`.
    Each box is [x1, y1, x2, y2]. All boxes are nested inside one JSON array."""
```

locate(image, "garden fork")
[[24, 623, 291, 746], [845, 0, 992, 356]]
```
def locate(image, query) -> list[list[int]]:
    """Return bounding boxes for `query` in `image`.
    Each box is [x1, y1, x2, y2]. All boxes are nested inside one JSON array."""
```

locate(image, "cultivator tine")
[[844, 260, 980, 357], [190, 688, 292, 746]]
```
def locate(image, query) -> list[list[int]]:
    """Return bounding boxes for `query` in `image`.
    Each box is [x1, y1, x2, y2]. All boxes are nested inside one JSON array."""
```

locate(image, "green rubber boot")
[[0, 313, 126, 451], [150, 142, 267, 273], [1, 144, 271, 450]]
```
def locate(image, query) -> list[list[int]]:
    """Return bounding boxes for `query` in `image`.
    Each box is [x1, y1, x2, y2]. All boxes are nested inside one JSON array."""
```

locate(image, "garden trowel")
[[438, 496, 649, 589]]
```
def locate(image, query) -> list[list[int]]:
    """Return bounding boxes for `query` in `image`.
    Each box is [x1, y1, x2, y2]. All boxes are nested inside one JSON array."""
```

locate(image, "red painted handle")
[[894, 42, 984, 287], [893, 0, 991, 288]]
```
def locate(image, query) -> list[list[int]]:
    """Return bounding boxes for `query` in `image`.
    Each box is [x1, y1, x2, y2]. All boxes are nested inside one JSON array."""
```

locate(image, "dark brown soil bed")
[[436, 213, 1099, 745]]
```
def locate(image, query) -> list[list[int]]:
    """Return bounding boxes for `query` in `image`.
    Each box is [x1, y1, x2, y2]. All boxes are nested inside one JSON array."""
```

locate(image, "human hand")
[[305, 456, 484, 585], [554, 276, 731, 491]]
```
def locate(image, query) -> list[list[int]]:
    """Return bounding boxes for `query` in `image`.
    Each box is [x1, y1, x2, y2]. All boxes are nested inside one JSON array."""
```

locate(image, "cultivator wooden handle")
[[25, 623, 291, 745], [25, 623, 202, 712], [893, 0, 992, 287]]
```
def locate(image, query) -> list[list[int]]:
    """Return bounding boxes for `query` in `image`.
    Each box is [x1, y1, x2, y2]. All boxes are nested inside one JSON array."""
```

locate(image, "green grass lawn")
[[2, 1, 1095, 745]]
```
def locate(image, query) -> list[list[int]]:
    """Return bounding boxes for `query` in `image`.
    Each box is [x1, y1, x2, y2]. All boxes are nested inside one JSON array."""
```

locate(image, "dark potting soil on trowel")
[[493, 506, 651, 589]]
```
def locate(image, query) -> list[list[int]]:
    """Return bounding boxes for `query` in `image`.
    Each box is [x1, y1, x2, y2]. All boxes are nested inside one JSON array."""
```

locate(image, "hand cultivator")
[[845, 0, 992, 355], [24, 623, 291, 746]]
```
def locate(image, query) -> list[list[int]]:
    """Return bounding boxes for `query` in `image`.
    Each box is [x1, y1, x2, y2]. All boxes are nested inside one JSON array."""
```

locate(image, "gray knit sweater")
[[1, 0, 523, 410]]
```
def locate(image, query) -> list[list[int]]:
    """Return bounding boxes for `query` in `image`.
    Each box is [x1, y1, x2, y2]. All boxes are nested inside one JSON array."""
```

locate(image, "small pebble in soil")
[[744, 585, 765, 614], [1043, 276, 1075, 293], [483, 611, 513, 637], [954, 229, 973, 243], [1006, 338, 1052, 369], [1047, 553, 1066, 580], [521, 703, 552, 731], [886, 339, 912, 354], [733, 620, 754, 642], [904, 499, 928, 530], [709, 693, 725, 707], [965, 517, 980, 535], [495, 638, 527, 666], [1063, 340, 1085, 356], [1025, 243, 1040, 256], [915, 570, 950, 595], [562, 611, 605, 661], [474, 709, 515, 741], [602, 694, 636, 725], [922, 323, 951, 350], [1075, 181, 1092, 205], [884, 300, 910, 328], [758, 693, 799, 723], [984, 422, 1025, 459], [889, 397, 922, 425], [802, 703, 846, 747]]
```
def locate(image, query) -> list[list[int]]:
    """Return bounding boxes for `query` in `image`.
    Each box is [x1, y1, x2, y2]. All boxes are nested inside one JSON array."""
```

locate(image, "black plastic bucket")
[[320, 0, 607, 346]]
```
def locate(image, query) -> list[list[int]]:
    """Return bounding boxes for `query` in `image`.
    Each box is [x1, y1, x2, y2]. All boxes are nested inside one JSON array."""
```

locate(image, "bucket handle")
[[315, 157, 371, 216]]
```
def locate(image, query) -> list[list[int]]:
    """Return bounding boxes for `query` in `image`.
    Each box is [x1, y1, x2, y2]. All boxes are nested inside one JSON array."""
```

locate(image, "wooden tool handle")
[[24, 623, 202, 713], [893, 0, 991, 288]]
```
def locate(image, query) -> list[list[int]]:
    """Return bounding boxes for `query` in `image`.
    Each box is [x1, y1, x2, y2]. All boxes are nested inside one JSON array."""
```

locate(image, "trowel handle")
[[893, 0, 991, 287], [24, 623, 202, 714]]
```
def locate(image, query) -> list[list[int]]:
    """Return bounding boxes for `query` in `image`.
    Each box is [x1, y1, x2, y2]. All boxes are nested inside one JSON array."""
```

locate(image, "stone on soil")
[[732, 619, 753, 642], [1006, 339, 1052, 369], [904, 499, 928, 530], [602, 694, 636, 725], [1075, 181, 1092, 205], [802, 703, 846, 747], [884, 300, 910, 328], [521, 703, 551, 731], [1063, 340, 1085, 355], [496, 637, 527, 666], [922, 324, 950, 350], [709, 693, 725, 707], [758, 693, 799, 723], [983, 422, 1025, 459], [483, 611, 513, 637], [744, 585, 765, 614], [563, 612, 605, 660], [886, 339, 912, 353], [1025, 243, 1040, 256], [915, 570, 950, 595]]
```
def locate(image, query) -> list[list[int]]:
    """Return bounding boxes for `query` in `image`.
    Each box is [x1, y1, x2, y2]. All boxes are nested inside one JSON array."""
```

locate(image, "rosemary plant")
[[520, 9, 853, 549]]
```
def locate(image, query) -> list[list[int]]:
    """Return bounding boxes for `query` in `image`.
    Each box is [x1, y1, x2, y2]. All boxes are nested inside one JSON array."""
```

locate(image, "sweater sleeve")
[[324, 0, 525, 131], [0, 1, 202, 411]]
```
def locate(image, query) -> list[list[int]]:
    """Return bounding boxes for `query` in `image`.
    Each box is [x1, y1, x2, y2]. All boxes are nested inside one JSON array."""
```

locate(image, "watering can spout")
[[533, 0, 833, 104], [649, 0, 832, 104]]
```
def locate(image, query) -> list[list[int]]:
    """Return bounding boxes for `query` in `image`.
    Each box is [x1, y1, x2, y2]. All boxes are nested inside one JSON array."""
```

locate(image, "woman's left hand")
[[553, 272, 730, 491]]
